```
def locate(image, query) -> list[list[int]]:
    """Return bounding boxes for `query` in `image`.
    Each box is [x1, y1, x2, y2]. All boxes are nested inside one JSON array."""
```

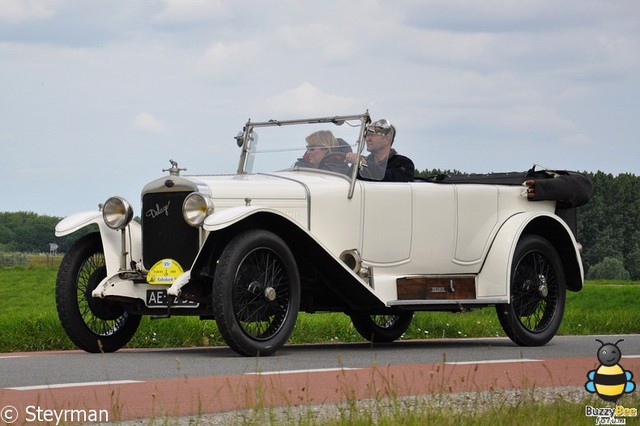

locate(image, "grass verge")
[[0, 267, 639, 352], [115, 388, 640, 425]]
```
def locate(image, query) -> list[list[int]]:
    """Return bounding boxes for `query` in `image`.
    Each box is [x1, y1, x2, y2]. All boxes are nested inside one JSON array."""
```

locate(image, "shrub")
[[586, 256, 630, 280]]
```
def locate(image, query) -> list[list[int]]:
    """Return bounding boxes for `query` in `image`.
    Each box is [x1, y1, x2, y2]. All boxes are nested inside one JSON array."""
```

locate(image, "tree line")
[[1, 170, 639, 279], [0, 212, 94, 255]]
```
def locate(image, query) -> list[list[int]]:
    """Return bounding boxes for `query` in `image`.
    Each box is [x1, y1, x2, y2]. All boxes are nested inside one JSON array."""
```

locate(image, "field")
[[1, 262, 639, 425], [0, 261, 638, 353]]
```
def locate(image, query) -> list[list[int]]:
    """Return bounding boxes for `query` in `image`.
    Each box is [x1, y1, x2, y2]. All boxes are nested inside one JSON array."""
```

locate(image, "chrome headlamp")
[[102, 196, 134, 230], [183, 192, 214, 227]]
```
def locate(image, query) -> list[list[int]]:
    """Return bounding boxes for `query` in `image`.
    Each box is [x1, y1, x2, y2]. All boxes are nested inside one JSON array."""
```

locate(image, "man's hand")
[[345, 152, 366, 166]]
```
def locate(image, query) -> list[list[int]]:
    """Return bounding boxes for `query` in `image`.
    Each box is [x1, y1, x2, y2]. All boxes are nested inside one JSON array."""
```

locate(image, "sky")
[[1, 0, 639, 217]]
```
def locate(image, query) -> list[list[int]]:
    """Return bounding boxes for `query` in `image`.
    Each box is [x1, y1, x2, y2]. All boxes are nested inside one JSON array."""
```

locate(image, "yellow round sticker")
[[147, 259, 184, 285]]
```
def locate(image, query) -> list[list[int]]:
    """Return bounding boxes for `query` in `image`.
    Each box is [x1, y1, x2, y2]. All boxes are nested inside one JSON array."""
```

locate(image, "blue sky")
[[1, 0, 638, 217]]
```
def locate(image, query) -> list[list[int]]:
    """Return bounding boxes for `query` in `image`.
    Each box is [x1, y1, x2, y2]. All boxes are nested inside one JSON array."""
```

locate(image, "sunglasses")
[[306, 146, 326, 151]]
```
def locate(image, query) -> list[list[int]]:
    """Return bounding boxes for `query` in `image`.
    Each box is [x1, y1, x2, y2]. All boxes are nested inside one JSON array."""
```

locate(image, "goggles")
[[366, 119, 392, 136]]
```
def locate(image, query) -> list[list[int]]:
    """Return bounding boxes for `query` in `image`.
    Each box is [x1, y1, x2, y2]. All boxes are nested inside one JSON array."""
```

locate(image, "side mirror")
[[235, 131, 244, 147]]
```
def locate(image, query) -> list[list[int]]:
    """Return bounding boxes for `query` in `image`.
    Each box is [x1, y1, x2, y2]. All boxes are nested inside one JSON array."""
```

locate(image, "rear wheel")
[[55, 233, 141, 353], [350, 312, 414, 343], [212, 230, 300, 356], [496, 235, 566, 346]]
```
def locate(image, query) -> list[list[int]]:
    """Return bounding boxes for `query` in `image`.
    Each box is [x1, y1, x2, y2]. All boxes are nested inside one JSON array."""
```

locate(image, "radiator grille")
[[142, 191, 199, 271]]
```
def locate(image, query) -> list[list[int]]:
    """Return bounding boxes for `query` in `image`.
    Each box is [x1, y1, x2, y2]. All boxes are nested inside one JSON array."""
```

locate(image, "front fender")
[[196, 208, 384, 309], [477, 211, 583, 299], [203, 205, 306, 232], [55, 211, 142, 276], [55, 211, 103, 237]]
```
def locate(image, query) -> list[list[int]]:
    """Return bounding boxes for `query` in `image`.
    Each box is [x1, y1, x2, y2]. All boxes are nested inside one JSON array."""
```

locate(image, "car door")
[[360, 182, 412, 264], [453, 184, 499, 265]]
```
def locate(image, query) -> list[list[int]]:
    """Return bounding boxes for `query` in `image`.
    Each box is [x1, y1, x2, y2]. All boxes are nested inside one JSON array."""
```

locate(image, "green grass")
[[287, 395, 637, 426], [0, 266, 638, 353]]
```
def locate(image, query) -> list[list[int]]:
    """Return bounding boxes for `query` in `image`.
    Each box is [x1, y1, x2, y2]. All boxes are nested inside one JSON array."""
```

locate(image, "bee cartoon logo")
[[585, 339, 636, 403]]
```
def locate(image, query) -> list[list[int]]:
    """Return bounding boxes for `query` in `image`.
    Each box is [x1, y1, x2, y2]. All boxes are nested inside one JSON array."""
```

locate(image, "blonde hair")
[[305, 130, 338, 151]]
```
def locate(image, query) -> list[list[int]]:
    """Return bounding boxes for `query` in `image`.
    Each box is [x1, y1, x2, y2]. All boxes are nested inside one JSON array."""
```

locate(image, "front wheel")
[[350, 312, 414, 343], [55, 233, 141, 353], [496, 235, 566, 346], [212, 230, 300, 356]]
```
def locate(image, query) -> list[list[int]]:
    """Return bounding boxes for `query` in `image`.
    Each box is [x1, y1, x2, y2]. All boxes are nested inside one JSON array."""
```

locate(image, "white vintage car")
[[55, 112, 592, 356]]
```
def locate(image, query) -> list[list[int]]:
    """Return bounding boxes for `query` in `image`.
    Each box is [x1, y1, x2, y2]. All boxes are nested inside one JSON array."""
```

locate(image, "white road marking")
[[245, 367, 361, 375], [0, 355, 29, 359], [6, 380, 143, 391], [445, 359, 543, 365]]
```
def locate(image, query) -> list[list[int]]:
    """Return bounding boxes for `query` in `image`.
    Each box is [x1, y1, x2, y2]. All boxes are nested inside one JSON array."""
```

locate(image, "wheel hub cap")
[[537, 274, 548, 298], [247, 281, 277, 302], [264, 286, 276, 302]]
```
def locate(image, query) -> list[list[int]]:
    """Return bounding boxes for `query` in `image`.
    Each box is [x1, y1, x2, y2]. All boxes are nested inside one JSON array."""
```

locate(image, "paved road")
[[1, 335, 639, 423], [2, 335, 639, 388]]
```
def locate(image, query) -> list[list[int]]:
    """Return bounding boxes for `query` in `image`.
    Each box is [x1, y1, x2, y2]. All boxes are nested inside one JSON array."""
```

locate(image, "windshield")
[[234, 113, 387, 182]]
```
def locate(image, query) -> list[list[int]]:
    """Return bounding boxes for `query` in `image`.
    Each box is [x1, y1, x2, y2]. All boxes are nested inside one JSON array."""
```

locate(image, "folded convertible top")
[[423, 166, 593, 208]]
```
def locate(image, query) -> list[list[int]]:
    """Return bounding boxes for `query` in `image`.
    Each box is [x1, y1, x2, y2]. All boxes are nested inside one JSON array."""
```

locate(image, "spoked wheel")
[[213, 229, 300, 356], [56, 233, 141, 353], [496, 235, 566, 346], [350, 312, 414, 343]]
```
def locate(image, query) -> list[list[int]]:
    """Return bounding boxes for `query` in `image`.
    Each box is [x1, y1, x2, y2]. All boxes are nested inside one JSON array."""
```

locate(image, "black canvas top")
[[418, 166, 592, 208]]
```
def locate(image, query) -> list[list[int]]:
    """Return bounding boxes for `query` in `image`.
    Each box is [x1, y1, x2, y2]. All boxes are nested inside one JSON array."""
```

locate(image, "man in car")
[[346, 119, 414, 182]]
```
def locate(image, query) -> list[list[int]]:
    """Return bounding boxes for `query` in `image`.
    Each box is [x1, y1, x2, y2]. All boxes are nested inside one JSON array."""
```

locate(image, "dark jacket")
[[359, 149, 415, 182]]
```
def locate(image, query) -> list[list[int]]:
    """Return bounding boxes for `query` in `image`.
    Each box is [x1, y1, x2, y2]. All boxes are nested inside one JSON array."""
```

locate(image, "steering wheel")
[[318, 152, 349, 174]]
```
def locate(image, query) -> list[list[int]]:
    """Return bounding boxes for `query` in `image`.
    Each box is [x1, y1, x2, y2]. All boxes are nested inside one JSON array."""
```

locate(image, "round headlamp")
[[183, 192, 214, 227], [102, 196, 134, 230]]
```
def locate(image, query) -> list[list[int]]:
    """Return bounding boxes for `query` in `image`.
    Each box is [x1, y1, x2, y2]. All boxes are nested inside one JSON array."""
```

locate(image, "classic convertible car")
[[55, 112, 592, 356]]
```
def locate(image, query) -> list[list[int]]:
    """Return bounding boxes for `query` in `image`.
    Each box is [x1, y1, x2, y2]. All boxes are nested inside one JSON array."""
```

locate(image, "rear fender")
[[55, 211, 142, 275], [478, 212, 583, 299]]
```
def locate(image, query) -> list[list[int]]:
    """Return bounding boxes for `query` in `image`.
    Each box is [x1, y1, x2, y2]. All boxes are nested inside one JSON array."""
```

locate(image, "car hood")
[[183, 171, 342, 201]]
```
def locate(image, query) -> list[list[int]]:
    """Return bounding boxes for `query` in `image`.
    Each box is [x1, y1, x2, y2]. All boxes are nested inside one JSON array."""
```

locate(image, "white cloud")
[[0, 0, 54, 23], [258, 82, 366, 116], [153, 0, 230, 24], [406, 29, 494, 67], [497, 105, 576, 135], [275, 23, 359, 64], [134, 113, 170, 134], [196, 40, 261, 77], [555, 86, 592, 103], [563, 132, 593, 147]]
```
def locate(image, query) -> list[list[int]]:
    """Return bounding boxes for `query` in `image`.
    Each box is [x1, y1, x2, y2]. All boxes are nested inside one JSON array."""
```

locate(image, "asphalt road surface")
[[1, 335, 639, 423]]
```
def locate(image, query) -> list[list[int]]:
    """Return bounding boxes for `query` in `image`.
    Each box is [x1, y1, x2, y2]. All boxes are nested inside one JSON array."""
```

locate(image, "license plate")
[[146, 289, 199, 307]]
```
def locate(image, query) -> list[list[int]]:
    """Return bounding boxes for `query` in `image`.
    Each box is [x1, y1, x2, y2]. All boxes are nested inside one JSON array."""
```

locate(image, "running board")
[[388, 298, 506, 307]]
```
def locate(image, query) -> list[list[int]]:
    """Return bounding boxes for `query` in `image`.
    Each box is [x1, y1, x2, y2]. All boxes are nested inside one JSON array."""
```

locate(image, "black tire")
[[350, 312, 414, 343], [496, 234, 566, 346], [55, 233, 141, 353], [212, 229, 300, 356]]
